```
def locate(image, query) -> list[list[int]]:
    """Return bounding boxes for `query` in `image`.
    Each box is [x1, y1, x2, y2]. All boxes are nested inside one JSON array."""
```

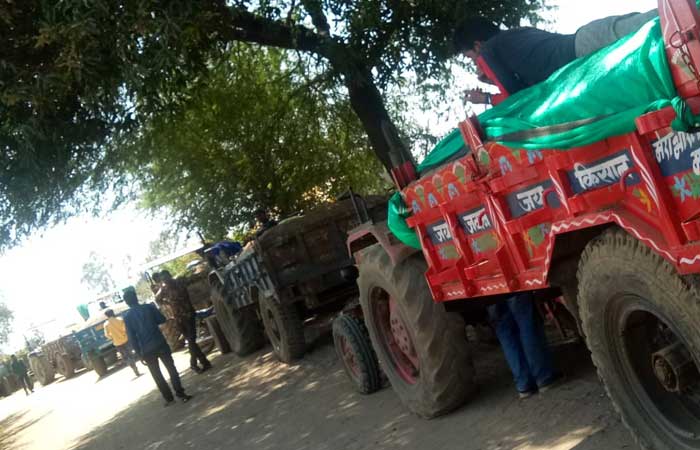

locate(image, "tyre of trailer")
[[91, 355, 108, 378], [30, 355, 55, 386], [578, 229, 700, 450], [259, 295, 305, 364], [56, 353, 76, 379], [210, 283, 265, 356]]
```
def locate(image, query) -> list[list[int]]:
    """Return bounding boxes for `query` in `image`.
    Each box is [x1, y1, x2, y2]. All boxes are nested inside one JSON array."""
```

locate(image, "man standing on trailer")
[[254, 208, 278, 238], [453, 9, 658, 103], [487, 293, 562, 398]]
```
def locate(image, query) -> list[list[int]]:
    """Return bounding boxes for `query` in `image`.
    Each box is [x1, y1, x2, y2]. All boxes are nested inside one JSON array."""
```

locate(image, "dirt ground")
[[0, 338, 637, 450]]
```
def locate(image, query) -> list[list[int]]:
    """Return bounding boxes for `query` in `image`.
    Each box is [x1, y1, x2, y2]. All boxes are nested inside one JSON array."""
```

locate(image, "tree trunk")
[[341, 64, 415, 174]]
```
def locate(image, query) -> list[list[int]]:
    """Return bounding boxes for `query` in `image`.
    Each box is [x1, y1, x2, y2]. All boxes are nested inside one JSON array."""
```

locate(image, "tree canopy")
[[122, 45, 389, 237], [80, 251, 117, 294], [0, 0, 544, 249]]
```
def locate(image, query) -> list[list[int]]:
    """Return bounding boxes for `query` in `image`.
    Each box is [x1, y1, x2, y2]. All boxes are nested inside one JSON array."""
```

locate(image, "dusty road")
[[0, 339, 636, 450]]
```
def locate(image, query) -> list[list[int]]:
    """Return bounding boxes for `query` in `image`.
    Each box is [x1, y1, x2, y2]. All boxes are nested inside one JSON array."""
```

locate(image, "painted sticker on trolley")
[[506, 180, 560, 219], [458, 207, 493, 235], [566, 149, 640, 194], [651, 131, 700, 177], [426, 220, 453, 245]]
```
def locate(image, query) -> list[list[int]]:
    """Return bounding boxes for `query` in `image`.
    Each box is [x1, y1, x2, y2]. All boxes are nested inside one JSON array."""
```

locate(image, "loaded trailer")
[[339, 2, 700, 449]]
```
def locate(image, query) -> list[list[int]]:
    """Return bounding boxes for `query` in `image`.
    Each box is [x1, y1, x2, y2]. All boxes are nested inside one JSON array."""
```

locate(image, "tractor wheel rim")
[[609, 294, 700, 445], [371, 287, 419, 384]]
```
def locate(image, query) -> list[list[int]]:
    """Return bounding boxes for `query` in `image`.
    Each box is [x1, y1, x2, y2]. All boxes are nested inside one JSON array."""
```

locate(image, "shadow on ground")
[[0, 409, 50, 449], [66, 340, 635, 450]]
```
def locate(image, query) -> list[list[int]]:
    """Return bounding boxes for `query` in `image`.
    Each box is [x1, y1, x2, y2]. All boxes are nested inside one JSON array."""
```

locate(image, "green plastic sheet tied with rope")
[[389, 15, 700, 249]]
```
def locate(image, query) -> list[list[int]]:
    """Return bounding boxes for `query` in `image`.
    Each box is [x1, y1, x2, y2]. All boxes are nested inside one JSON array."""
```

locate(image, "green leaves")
[[119, 45, 388, 238], [80, 251, 117, 293]]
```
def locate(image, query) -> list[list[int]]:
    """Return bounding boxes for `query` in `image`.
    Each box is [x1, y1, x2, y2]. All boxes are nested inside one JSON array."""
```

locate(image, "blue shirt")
[[123, 303, 169, 357]]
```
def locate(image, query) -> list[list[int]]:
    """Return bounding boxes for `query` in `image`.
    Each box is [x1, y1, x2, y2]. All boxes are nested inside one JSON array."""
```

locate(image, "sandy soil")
[[0, 339, 637, 450]]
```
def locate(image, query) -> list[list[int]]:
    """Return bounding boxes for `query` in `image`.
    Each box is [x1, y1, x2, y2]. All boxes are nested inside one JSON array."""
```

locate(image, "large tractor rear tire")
[[211, 284, 265, 356], [29, 354, 55, 386], [260, 296, 305, 364], [56, 353, 76, 379], [578, 229, 700, 450], [358, 244, 476, 418]]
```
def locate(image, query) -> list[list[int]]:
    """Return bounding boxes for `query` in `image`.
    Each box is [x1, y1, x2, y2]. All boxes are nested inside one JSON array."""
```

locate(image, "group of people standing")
[[101, 270, 212, 406]]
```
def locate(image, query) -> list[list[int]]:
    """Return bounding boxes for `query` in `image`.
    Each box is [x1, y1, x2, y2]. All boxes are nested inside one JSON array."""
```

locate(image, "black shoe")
[[179, 394, 193, 403], [201, 362, 212, 372], [191, 366, 203, 374], [164, 398, 175, 407]]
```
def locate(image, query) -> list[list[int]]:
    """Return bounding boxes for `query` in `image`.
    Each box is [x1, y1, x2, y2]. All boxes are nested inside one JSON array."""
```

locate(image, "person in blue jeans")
[[488, 292, 562, 398]]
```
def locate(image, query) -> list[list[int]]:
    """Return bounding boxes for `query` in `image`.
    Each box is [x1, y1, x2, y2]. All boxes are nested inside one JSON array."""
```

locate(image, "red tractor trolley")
[[335, 2, 700, 449]]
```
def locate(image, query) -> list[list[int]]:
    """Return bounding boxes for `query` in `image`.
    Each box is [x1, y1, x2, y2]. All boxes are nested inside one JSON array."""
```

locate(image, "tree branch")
[[300, 0, 331, 36], [286, 0, 298, 25], [210, 0, 333, 58]]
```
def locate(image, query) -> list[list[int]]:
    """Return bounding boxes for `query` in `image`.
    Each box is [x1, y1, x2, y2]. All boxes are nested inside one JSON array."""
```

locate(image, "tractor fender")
[[347, 221, 419, 268]]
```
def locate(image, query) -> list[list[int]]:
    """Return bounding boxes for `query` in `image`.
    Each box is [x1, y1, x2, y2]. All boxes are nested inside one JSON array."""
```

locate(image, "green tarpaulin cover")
[[390, 15, 700, 249]]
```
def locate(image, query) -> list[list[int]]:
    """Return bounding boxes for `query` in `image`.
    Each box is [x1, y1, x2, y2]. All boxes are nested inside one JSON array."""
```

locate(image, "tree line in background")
[[0, 0, 545, 249]]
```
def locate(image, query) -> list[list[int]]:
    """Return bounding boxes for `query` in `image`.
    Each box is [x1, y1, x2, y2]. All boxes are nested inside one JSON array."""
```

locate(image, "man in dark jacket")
[[454, 10, 657, 102], [122, 287, 192, 406]]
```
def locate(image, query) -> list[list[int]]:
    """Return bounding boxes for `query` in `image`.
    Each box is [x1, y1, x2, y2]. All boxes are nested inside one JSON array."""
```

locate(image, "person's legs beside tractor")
[[488, 292, 561, 398], [18, 373, 33, 395], [177, 315, 211, 373]]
